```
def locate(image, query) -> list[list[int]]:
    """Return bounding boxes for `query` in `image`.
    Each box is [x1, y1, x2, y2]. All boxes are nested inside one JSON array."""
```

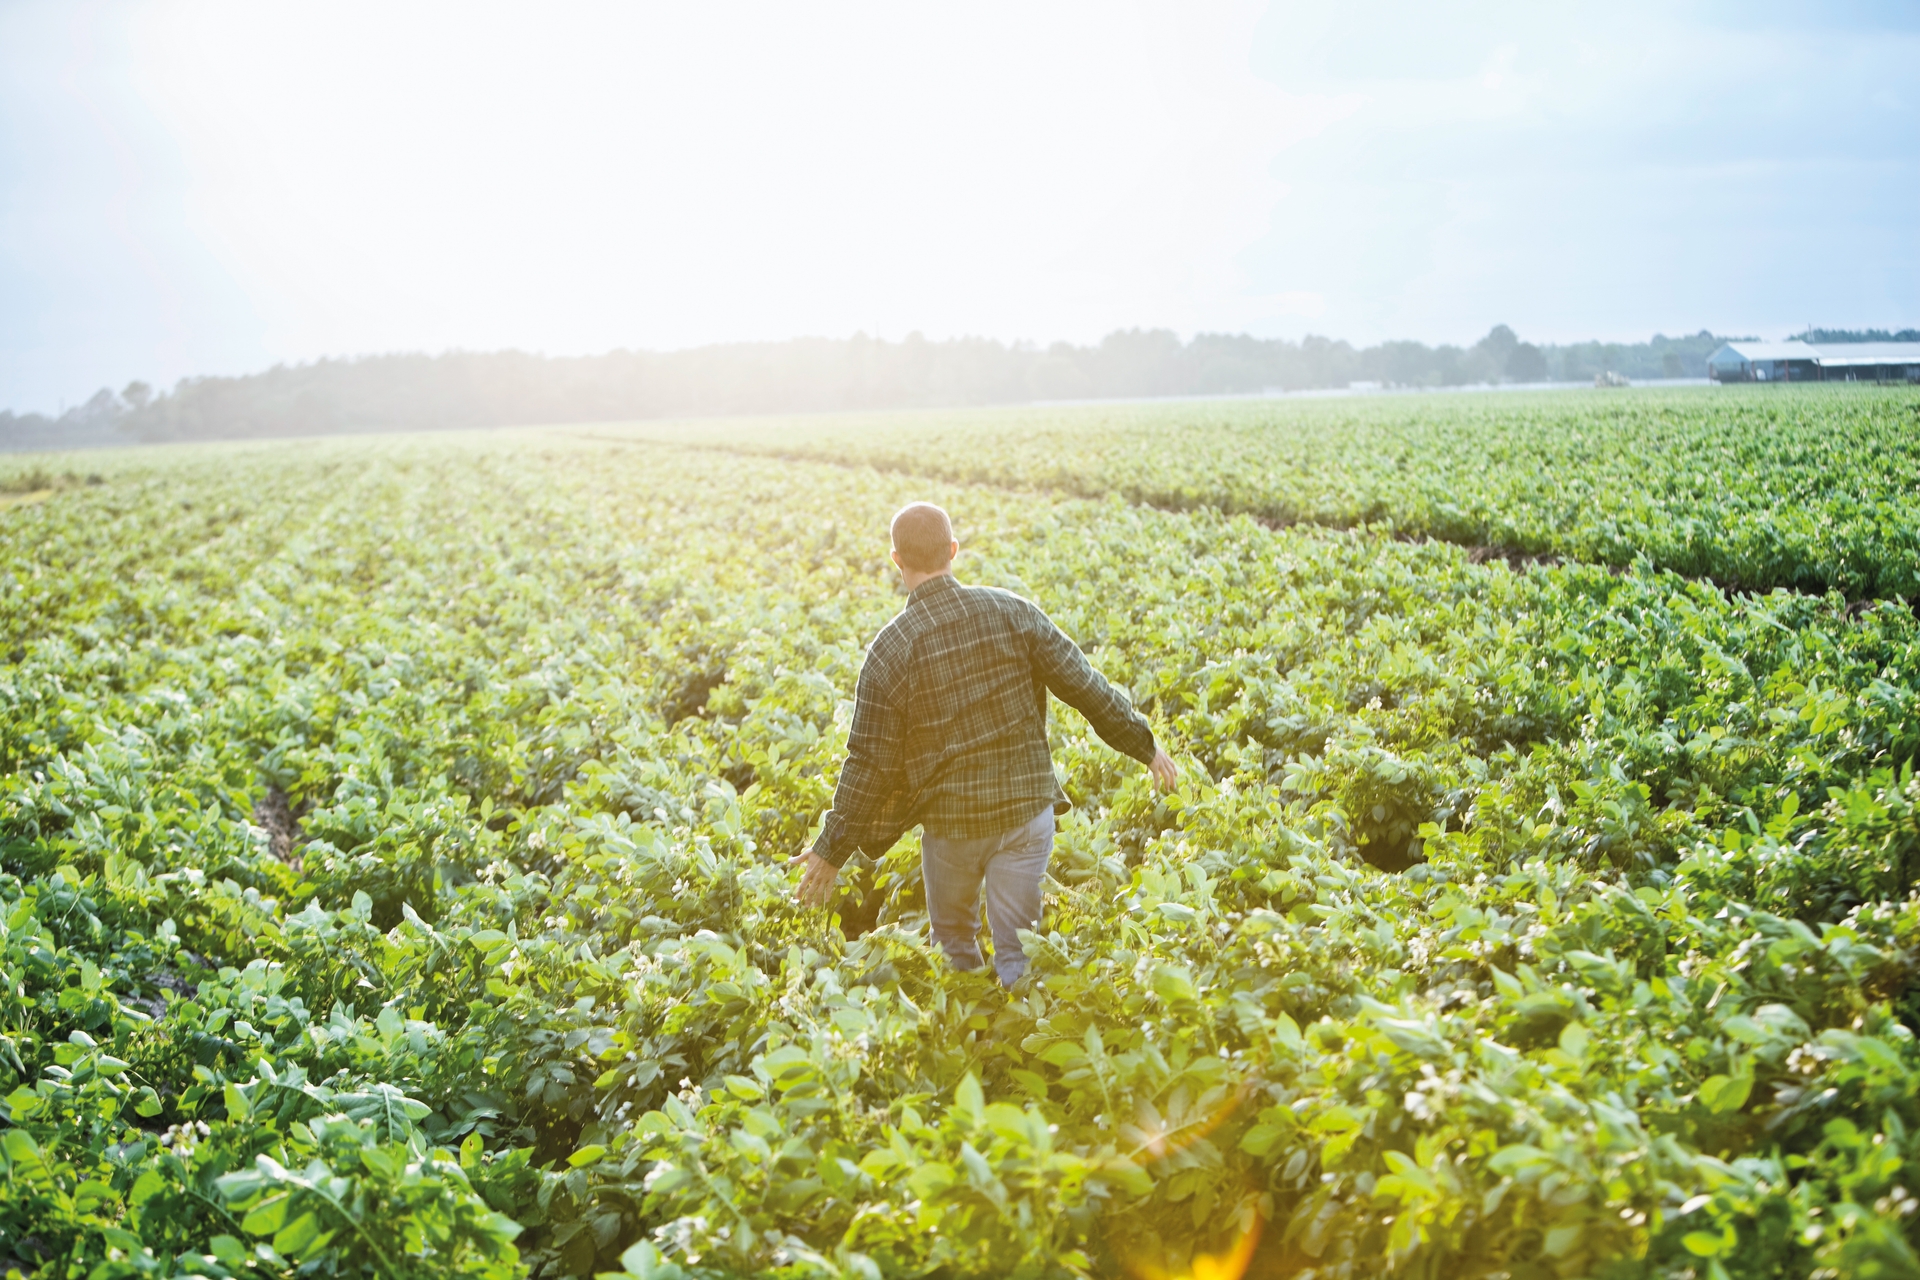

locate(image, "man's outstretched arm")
[[1029, 607, 1177, 790], [792, 651, 908, 905]]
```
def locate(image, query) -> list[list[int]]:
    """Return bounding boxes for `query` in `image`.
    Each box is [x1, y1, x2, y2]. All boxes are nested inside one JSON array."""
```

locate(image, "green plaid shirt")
[[811, 573, 1156, 867]]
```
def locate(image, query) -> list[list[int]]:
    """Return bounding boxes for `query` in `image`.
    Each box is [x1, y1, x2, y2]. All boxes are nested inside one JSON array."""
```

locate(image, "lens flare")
[[1118, 1083, 1249, 1163], [1123, 1213, 1263, 1280], [1115, 1085, 1262, 1280]]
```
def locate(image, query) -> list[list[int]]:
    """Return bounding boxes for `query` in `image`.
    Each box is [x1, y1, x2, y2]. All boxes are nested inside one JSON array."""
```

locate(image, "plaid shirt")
[[811, 573, 1156, 867]]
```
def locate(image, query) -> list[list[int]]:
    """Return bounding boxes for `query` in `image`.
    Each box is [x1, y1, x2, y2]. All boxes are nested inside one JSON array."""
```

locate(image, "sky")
[[1, 0, 1916, 413]]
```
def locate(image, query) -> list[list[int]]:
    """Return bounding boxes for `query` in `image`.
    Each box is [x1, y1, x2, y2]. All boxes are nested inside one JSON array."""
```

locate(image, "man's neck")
[[902, 567, 954, 593]]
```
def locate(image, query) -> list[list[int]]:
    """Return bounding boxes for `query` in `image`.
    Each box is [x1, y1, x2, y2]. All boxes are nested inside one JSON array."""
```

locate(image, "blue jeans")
[[921, 807, 1054, 987]]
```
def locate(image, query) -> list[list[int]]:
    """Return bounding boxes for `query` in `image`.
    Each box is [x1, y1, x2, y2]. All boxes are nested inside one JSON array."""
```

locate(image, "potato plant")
[[1, 420, 1920, 1278], [626, 384, 1920, 599]]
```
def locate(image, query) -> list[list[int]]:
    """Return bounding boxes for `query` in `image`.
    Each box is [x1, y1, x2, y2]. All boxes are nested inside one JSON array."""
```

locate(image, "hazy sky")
[[2, 0, 1915, 412]]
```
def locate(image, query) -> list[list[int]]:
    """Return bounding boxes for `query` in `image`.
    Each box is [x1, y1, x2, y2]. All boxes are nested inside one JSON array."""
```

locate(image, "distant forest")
[[1787, 328, 1920, 344], [0, 323, 1870, 450]]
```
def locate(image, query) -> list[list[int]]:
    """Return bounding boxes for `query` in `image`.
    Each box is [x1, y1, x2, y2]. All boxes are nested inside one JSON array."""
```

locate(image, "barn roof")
[[1809, 342, 1920, 366], [1711, 341, 1819, 363]]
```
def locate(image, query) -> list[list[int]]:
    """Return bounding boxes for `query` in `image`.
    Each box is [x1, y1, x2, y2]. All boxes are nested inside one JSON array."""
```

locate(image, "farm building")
[[1708, 339, 1920, 383]]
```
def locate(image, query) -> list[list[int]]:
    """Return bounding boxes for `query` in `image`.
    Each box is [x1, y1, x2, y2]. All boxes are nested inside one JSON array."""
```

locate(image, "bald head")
[[890, 502, 955, 573]]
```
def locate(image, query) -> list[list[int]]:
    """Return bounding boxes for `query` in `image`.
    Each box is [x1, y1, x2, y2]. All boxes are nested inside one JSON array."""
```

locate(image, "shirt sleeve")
[[1026, 605, 1157, 765], [811, 642, 911, 867]]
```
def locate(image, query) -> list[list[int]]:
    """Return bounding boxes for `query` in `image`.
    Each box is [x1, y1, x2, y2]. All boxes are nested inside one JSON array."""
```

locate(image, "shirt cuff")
[[809, 807, 850, 867], [1126, 725, 1158, 766]]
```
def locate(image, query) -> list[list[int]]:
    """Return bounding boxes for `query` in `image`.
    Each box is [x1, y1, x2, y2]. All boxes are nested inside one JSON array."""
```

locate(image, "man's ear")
[[889, 547, 902, 570], [948, 540, 959, 562]]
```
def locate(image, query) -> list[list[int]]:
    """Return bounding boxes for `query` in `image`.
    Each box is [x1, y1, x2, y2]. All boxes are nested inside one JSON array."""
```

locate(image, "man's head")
[[890, 502, 956, 576]]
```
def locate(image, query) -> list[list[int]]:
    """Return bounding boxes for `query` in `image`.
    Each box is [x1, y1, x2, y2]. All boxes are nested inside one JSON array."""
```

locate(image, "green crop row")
[[615, 384, 1920, 599], [2, 431, 1920, 1278]]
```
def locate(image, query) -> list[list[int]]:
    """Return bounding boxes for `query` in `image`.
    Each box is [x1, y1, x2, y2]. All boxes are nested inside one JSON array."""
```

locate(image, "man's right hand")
[[1148, 749, 1178, 792]]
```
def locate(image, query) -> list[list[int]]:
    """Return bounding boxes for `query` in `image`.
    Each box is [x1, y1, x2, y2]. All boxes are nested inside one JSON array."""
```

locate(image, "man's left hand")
[[790, 850, 841, 907]]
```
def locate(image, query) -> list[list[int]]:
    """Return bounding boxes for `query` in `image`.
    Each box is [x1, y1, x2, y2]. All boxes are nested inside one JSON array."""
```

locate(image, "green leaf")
[[723, 1074, 765, 1101], [1039, 1041, 1086, 1068], [858, 1148, 903, 1179], [241, 1192, 291, 1236], [1486, 1144, 1547, 1174], [273, 1211, 321, 1256], [570, 1144, 608, 1167], [1377, 1017, 1448, 1059], [1240, 1123, 1289, 1158], [74, 1180, 115, 1212], [1011, 1068, 1050, 1100], [1152, 964, 1198, 1006], [1683, 1230, 1728, 1258], [959, 1140, 994, 1188], [1308, 1106, 1361, 1134], [1096, 1158, 1154, 1198], [906, 1160, 955, 1200], [1699, 1073, 1753, 1114], [619, 1240, 684, 1280], [1543, 1223, 1582, 1257], [360, 1146, 400, 1178], [953, 1073, 984, 1123]]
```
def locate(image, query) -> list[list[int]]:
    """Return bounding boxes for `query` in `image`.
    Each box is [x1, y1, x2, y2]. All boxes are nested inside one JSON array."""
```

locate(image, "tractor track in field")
[[565, 430, 1916, 620]]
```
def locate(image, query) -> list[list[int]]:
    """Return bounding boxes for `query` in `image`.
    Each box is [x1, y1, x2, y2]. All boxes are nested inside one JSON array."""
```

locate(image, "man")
[[791, 501, 1177, 987]]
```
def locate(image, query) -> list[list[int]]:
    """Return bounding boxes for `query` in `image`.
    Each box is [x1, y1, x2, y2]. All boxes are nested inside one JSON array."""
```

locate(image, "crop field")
[[5, 385, 1920, 1280], [626, 385, 1920, 599]]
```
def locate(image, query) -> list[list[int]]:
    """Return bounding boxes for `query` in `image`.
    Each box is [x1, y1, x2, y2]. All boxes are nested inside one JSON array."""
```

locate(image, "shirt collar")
[[908, 572, 959, 604]]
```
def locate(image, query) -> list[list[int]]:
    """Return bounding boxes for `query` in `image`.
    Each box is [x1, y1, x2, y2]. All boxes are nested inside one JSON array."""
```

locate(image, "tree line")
[[2, 325, 1742, 449], [1787, 328, 1920, 343]]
